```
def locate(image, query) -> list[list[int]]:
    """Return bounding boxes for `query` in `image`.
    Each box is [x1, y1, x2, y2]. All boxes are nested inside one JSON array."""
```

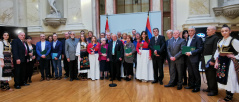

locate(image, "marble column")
[[152, 0, 160, 11], [105, 0, 114, 15]]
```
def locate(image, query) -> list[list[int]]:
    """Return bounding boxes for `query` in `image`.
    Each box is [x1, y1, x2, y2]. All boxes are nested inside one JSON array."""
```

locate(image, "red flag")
[[145, 16, 152, 39], [105, 17, 110, 34]]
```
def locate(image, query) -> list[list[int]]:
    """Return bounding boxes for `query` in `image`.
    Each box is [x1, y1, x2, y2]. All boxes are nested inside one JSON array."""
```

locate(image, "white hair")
[[188, 26, 196, 30], [112, 34, 117, 37], [173, 30, 180, 33], [208, 26, 216, 30], [166, 30, 173, 35]]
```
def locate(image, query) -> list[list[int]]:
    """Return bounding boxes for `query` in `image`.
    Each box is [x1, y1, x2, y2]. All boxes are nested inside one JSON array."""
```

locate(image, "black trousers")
[[14, 61, 26, 86], [69, 60, 78, 79], [187, 58, 201, 88], [183, 55, 188, 83], [123, 62, 133, 76], [152, 57, 164, 81], [168, 61, 183, 86], [110, 55, 121, 79], [39, 58, 50, 78], [48, 59, 54, 77], [26, 61, 34, 81], [63, 56, 69, 77], [205, 66, 218, 93]]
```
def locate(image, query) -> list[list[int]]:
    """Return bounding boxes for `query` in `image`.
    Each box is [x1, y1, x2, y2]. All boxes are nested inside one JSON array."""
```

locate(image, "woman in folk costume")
[[136, 31, 154, 82], [0, 32, 13, 91], [76, 34, 90, 80], [214, 24, 239, 102], [87, 36, 100, 80]]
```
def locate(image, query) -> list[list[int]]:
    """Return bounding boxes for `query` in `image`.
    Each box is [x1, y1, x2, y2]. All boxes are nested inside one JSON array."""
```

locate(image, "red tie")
[[23, 41, 27, 56]]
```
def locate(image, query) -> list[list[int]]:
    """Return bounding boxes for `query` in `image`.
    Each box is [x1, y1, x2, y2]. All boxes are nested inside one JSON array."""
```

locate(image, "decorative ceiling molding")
[[213, 4, 239, 19]]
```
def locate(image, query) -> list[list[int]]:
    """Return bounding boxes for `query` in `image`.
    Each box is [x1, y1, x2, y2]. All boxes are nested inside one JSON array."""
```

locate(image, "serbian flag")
[[145, 16, 152, 39], [105, 16, 110, 34]]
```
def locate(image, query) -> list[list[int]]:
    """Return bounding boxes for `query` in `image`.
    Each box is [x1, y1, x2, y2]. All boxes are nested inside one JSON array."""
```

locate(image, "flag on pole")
[[145, 13, 152, 39], [105, 16, 110, 34]]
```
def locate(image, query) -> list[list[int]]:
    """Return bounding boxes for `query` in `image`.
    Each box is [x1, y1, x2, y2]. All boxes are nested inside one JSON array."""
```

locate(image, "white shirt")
[[187, 35, 195, 46], [41, 41, 46, 51], [53, 40, 57, 49]]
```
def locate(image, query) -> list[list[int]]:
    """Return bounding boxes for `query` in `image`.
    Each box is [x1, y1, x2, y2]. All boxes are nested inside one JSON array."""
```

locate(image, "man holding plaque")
[[165, 30, 186, 90], [107, 34, 124, 81], [36, 34, 51, 81], [51, 34, 63, 80], [201, 26, 219, 96], [149, 28, 166, 85], [184, 26, 203, 92]]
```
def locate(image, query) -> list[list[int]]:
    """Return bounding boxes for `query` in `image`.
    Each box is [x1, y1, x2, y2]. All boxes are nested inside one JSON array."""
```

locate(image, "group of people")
[[0, 25, 238, 102]]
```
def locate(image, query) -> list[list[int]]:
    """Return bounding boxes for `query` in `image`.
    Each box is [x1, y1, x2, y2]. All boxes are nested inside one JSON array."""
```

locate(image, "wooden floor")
[[0, 66, 238, 102]]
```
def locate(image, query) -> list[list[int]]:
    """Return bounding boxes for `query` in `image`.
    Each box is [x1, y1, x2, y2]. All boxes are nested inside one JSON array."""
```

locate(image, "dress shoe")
[[46, 78, 50, 81], [58, 77, 62, 80], [202, 88, 210, 92], [164, 84, 174, 87], [40, 78, 44, 81], [28, 80, 32, 83], [75, 78, 80, 80], [207, 92, 218, 96], [100, 77, 104, 80], [105, 76, 109, 80], [22, 83, 30, 86], [64, 76, 69, 79], [126, 78, 131, 81], [184, 86, 194, 89], [192, 88, 200, 92], [53, 77, 58, 80], [14, 86, 21, 89], [159, 81, 163, 85], [151, 80, 158, 84], [70, 79, 73, 81], [177, 86, 182, 90]]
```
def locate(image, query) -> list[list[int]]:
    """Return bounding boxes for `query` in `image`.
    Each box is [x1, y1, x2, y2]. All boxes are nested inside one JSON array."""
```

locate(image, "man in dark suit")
[[98, 33, 105, 43], [149, 28, 166, 85], [165, 30, 173, 69], [201, 26, 219, 96], [165, 30, 186, 90], [106, 33, 112, 44], [65, 32, 79, 81], [184, 26, 203, 92], [107, 34, 124, 81], [51, 34, 63, 80], [36, 34, 51, 81], [61, 32, 70, 79], [12, 32, 30, 89]]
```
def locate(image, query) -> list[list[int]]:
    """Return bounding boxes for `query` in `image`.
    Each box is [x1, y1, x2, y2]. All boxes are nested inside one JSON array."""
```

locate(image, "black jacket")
[[107, 40, 124, 62], [186, 35, 203, 63], [149, 35, 166, 59], [12, 38, 29, 63]]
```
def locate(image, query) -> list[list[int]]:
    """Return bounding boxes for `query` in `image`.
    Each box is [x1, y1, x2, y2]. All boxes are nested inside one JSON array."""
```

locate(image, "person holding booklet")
[[51, 34, 63, 80], [123, 35, 136, 81], [87, 36, 100, 80], [98, 38, 109, 80], [136, 31, 154, 82], [149, 28, 166, 85], [183, 26, 203, 92], [26, 36, 36, 83], [200, 26, 219, 96], [36, 34, 51, 81]]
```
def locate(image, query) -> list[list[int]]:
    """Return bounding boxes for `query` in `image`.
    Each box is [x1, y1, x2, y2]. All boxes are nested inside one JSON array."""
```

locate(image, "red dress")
[[136, 40, 151, 56], [87, 42, 100, 54]]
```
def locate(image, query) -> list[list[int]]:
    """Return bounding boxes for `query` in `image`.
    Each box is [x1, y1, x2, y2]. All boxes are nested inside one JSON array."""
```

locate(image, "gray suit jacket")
[[65, 38, 79, 60], [167, 37, 186, 64]]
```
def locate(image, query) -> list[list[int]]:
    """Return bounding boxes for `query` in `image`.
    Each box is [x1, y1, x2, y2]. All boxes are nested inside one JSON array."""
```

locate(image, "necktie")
[[155, 37, 158, 44], [173, 39, 176, 48], [23, 41, 27, 56], [112, 41, 116, 55]]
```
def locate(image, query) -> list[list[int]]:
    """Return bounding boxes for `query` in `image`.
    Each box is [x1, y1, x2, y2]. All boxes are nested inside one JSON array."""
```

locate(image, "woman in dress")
[[123, 35, 136, 81], [87, 36, 100, 80], [0, 32, 13, 91], [98, 38, 109, 80], [136, 31, 154, 82], [182, 30, 188, 85], [76, 34, 90, 81], [26, 36, 36, 83], [214, 24, 239, 102]]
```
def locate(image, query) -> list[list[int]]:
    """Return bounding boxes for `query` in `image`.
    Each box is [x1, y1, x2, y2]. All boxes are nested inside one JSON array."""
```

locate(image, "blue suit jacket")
[[50, 40, 62, 58], [36, 41, 51, 60]]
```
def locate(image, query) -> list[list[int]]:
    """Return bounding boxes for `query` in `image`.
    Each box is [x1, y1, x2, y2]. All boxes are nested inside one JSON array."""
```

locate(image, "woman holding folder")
[[76, 34, 90, 80], [123, 35, 136, 81], [214, 24, 239, 102], [136, 31, 154, 82], [87, 36, 100, 80], [98, 38, 109, 80]]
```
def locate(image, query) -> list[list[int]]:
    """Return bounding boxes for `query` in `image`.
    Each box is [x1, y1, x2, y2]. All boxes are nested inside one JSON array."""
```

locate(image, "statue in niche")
[[47, 0, 61, 18]]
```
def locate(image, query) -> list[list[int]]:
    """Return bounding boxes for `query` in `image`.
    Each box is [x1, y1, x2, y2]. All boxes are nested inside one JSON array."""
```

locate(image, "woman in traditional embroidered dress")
[[136, 31, 154, 82], [76, 34, 90, 80], [214, 24, 239, 102], [87, 36, 100, 80], [0, 32, 13, 91]]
